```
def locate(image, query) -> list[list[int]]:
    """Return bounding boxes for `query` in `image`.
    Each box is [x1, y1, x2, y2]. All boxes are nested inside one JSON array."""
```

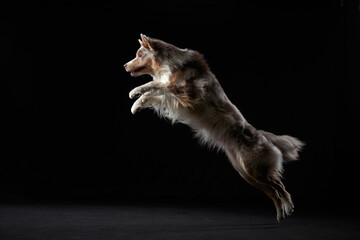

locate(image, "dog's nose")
[[124, 63, 128, 71]]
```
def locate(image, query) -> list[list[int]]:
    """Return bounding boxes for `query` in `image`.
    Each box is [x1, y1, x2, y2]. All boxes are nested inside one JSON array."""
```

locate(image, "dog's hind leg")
[[266, 177, 294, 216], [244, 166, 294, 219], [241, 161, 295, 221], [239, 168, 286, 222], [225, 150, 286, 221]]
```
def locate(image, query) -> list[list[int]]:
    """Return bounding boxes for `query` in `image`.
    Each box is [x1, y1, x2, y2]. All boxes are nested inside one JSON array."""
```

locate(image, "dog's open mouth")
[[131, 66, 146, 76]]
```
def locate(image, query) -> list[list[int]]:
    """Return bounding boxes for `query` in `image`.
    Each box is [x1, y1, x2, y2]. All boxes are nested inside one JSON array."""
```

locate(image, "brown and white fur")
[[124, 34, 304, 222]]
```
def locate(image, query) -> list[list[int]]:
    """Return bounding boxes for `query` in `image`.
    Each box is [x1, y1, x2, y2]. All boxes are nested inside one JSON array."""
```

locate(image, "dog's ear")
[[140, 34, 155, 52], [138, 39, 143, 46]]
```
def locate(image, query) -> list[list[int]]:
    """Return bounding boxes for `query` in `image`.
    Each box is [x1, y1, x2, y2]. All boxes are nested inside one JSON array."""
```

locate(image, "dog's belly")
[[174, 107, 205, 129]]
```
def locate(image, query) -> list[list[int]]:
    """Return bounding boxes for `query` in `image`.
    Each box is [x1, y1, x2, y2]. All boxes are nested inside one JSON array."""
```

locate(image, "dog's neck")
[[152, 65, 172, 83]]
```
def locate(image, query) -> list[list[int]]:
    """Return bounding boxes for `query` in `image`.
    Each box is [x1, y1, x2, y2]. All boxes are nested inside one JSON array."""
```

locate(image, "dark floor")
[[0, 202, 359, 240]]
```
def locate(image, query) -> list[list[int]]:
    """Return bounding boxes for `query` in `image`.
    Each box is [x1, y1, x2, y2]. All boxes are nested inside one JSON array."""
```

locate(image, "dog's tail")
[[259, 130, 305, 162]]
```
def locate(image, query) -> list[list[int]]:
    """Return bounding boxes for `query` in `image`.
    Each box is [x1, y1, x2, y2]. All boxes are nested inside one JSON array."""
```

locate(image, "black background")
[[2, 0, 360, 209]]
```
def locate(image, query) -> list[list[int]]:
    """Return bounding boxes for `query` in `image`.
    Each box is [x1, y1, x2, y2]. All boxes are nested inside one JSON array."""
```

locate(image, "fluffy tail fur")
[[259, 130, 305, 162]]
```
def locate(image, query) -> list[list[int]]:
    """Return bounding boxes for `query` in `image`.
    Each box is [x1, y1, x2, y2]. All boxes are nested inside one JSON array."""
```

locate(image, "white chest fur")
[[153, 66, 172, 83]]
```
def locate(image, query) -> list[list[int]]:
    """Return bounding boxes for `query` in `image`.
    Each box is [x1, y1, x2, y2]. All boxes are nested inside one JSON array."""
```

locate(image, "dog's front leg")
[[131, 93, 162, 114], [129, 81, 168, 99]]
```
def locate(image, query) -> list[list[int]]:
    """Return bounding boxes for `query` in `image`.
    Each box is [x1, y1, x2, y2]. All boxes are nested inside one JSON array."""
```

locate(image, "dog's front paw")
[[130, 96, 148, 114], [129, 87, 143, 99], [131, 101, 142, 114], [131, 105, 140, 114]]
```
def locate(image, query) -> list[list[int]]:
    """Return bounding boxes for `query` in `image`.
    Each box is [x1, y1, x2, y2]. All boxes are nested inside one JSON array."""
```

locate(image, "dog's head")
[[124, 34, 158, 77], [124, 34, 191, 77]]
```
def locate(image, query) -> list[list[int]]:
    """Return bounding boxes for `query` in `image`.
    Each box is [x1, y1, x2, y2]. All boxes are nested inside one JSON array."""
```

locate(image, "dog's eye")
[[138, 53, 143, 58]]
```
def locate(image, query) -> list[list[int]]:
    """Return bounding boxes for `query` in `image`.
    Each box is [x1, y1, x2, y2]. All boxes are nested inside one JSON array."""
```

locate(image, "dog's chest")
[[154, 67, 172, 83], [155, 73, 171, 84]]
